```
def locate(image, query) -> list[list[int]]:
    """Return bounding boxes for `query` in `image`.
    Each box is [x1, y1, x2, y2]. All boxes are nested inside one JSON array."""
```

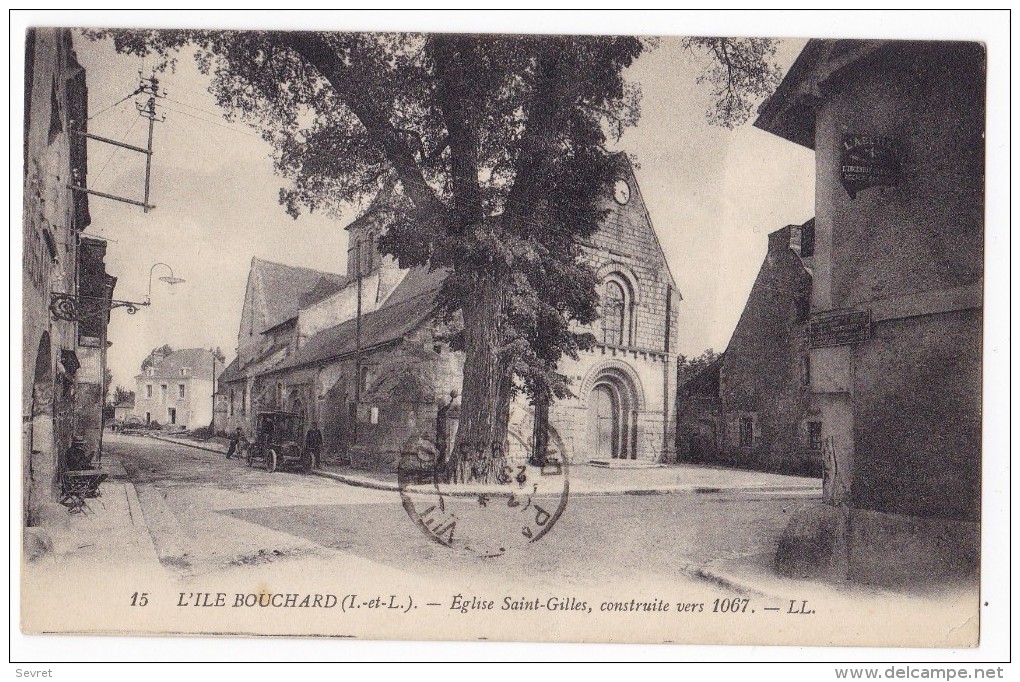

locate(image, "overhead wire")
[[154, 102, 261, 138], [86, 87, 143, 121], [93, 115, 141, 185], [163, 95, 236, 121]]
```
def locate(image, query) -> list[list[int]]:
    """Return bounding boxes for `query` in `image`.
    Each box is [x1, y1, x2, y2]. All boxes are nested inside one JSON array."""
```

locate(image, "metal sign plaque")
[[809, 309, 872, 348], [841, 134, 901, 198]]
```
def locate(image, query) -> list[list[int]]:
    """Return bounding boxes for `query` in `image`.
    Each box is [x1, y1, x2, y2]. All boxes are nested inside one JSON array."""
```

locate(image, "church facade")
[[220, 157, 679, 470]]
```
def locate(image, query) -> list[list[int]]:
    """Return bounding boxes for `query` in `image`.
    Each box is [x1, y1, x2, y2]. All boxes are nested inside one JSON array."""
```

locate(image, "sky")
[[73, 30, 814, 391]]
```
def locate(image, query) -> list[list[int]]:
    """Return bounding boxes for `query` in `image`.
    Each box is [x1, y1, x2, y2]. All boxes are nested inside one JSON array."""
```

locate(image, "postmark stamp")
[[397, 414, 570, 558]]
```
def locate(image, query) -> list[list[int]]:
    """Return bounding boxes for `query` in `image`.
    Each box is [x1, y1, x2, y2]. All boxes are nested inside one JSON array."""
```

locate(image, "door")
[[168, 407, 177, 425], [592, 384, 619, 459]]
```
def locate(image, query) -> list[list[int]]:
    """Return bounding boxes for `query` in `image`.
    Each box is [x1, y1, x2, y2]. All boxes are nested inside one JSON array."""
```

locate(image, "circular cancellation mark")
[[397, 425, 570, 558]]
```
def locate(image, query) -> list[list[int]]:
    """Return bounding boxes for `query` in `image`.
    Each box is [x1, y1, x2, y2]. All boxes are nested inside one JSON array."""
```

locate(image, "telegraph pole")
[[68, 73, 164, 212], [135, 73, 164, 213]]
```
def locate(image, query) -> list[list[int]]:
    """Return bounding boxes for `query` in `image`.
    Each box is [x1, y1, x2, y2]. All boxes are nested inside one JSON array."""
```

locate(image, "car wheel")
[[266, 449, 278, 473]]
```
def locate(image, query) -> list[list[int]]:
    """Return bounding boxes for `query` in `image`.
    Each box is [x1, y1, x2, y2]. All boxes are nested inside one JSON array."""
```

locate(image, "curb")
[[144, 436, 821, 500], [689, 563, 895, 605], [690, 565, 774, 598], [312, 469, 403, 492], [122, 481, 164, 568], [311, 469, 820, 499], [147, 433, 228, 456]]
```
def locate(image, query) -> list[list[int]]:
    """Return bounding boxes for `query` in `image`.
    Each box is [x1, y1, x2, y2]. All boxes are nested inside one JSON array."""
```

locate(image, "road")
[[34, 435, 976, 647], [108, 432, 816, 590]]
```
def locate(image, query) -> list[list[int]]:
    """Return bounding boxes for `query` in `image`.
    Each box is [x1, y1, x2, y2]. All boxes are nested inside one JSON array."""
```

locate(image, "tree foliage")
[[87, 28, 781, 471], [681, 38, 782, 127], [140, 344, 174, 371], [103, 367, 114, 403], [112, 386, 135, 406], [677, 348, 724, 386]]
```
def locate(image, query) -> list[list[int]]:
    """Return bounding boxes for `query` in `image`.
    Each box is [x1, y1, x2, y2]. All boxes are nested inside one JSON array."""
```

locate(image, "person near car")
[[226, 427, 248, 460], [305, 421, 323, 468]]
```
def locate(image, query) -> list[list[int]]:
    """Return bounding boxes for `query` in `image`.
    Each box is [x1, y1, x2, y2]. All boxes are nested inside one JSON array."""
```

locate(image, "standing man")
[[305, 420, 323, 469], [226, 427, 248, 460]]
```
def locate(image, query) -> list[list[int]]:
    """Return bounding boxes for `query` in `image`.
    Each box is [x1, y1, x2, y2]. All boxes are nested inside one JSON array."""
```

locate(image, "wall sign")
[[809, 310, 872, 348], [841, 134, 901, 199]]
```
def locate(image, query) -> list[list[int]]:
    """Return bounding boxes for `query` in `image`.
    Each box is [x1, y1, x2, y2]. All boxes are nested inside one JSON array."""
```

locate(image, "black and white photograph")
[[12, 10, 1009, 665]]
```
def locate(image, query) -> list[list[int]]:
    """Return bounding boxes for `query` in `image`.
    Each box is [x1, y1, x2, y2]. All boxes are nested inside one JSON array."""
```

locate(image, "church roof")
[[270, 266, 449, 373], [218, 357, 240, 384], [251, 257, 346, 332], [298, 275, 350, 309]]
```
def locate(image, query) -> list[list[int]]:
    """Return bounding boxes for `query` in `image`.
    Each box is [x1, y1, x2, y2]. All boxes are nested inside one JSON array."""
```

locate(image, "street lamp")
[[49, 261, 185, 322], [143, 262, 185, 305]]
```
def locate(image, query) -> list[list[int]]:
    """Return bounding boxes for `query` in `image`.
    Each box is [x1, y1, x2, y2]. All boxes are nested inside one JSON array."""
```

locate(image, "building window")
[[146, 384, 153, 399], [181, 368, 188, 376], [160, 384, 168, 402], [241, 387, 247, 416], [229, 389, 235, 416], [739, 417, 754, 448], [808, 421, 823, 450], [178, 383, 185, 399], [801, 356, 811, 386], [359, 366, 371, 393], [602, 280, 627, 346]]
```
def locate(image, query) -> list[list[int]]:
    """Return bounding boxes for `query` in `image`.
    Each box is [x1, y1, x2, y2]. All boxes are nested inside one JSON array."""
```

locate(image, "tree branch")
[[429, 35, 484, 234], [278, 31, 446, 218]]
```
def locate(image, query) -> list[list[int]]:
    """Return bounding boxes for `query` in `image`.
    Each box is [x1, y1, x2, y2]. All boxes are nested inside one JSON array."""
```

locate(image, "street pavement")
[[103, 433, 823, 587], [148, 431, 822, 496], [21, 433, 978, 646]]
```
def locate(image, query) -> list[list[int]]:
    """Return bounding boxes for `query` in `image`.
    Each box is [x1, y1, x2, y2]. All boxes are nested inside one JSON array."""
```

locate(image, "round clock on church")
[[613, 178, 631, 205]]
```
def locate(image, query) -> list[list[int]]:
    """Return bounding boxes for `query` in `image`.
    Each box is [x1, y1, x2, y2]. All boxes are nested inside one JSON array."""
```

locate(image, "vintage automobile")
[[245, 410, 312, 473]]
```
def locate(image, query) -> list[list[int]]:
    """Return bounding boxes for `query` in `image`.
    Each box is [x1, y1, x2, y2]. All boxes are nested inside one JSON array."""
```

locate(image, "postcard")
[[19, 21, 988, 649]]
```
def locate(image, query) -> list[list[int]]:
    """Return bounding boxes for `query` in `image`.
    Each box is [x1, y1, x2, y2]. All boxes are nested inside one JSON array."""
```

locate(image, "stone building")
[[112, 396, 135, 421], [676, 220, 818, 476], [133, 348, 217, 430], [222, 156, 679, 469], [217, 257, 349, 435], [754, 39, 984, 585], [22, 28, 115, 529]]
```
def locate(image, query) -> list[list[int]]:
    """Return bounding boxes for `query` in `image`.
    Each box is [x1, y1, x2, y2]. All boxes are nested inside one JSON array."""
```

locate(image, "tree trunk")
[[449, 273, 513, 483]]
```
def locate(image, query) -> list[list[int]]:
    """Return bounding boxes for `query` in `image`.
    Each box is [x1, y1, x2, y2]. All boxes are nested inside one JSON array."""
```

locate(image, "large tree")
[[88, 29, 779, 479]]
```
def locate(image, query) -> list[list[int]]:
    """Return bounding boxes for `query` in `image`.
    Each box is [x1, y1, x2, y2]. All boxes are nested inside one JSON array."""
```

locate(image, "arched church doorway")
[[592, 383, 621, 459], [583, 362, 645, 462], [589, 376, 637, 460]]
